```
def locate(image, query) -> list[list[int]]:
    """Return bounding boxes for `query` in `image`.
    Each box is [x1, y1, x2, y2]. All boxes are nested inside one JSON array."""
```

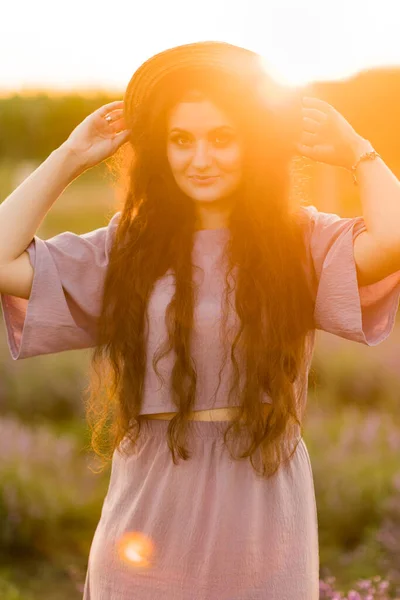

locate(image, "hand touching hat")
[[296, 96, 370, 170]]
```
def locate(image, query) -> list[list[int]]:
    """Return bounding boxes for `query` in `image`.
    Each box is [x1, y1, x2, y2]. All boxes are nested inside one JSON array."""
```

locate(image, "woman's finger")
[[102, 109, 124, 123], [104, 108, 124, 118], [115, 128, 131, 139], [105, 115, 128, 131], [302, 117, 320, 134], [99, 101, 124, 116], [302, 96, 331, 111], [109, 128, 132, 147], [301, 107, 327, 123], [301, 130, 318, 146]]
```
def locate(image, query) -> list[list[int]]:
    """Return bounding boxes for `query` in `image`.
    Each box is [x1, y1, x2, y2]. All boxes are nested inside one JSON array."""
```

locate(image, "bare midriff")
[[141, 404, 273, 422]]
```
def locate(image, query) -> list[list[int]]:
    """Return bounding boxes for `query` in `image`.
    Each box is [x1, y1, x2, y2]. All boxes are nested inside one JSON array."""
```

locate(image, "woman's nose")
[[191, 142, 213, 169]]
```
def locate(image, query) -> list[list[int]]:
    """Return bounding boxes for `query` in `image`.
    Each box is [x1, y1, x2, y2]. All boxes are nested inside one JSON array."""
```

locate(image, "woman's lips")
[[190, 176, 219, 185]]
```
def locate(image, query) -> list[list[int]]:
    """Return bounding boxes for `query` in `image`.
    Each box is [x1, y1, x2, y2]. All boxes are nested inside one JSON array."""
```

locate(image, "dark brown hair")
[[84, 67, 315, 479]]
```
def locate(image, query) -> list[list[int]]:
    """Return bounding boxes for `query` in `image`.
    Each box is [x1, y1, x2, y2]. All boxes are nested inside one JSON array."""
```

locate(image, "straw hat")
[[123, 40, 302, 147]]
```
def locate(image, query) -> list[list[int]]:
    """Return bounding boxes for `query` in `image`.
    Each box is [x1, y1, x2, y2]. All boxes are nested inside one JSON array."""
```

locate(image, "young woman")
[[1, 41, 400, 600]]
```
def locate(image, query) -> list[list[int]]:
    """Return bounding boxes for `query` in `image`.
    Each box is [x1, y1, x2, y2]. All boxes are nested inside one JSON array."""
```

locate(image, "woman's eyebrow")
[[169, 125, 235, 134]]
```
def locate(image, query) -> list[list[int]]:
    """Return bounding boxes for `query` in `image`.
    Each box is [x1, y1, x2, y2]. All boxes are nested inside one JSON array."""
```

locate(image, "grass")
[[0, 553, 86, 599]]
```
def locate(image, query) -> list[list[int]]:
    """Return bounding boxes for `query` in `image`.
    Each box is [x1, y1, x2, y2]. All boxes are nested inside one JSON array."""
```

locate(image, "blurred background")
[[1, 1, 400, 598]]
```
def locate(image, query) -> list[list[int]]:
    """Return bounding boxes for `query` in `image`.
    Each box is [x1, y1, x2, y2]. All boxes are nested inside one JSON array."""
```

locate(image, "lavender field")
[[1, 162, 400, 598]]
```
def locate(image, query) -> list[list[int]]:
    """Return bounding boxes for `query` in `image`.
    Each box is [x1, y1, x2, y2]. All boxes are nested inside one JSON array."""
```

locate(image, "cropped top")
[[1, 205, 400, 415]]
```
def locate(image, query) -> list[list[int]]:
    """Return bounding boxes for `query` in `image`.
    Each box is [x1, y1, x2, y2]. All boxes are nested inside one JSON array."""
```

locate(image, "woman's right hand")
[[63, 100, 131, 171]]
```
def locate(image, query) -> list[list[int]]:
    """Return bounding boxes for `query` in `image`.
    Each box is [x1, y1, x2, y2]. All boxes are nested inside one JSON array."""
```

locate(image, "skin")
[[166, 98, 243, 230]]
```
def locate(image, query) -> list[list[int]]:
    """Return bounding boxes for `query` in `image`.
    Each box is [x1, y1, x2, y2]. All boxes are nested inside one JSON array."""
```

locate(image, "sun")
[[258, 55, 318, 89]]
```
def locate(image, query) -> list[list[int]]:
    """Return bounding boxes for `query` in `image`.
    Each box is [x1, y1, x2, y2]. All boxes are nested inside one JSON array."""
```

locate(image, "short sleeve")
[[304, 205, 400, 345], [0, 211, 121, 360]]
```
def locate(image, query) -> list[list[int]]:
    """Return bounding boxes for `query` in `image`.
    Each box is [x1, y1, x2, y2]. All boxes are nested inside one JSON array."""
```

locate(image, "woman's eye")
[[213, 136, 231, 146], [173, 135, 190, 145]]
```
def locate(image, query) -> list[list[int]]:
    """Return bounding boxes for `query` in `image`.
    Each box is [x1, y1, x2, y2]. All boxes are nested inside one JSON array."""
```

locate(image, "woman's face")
[[166, 97, 243, 204]]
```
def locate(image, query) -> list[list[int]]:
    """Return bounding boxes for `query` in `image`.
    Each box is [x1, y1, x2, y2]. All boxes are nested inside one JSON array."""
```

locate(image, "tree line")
[[0, 66, 399, 164]]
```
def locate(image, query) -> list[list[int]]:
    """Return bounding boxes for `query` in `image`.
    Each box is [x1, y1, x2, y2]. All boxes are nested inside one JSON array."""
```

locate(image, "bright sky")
[[1, 0, 399, 96]]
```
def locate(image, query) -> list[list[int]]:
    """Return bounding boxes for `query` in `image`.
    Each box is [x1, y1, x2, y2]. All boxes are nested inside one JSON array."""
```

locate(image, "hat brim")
[[124, 41, 263, 128]]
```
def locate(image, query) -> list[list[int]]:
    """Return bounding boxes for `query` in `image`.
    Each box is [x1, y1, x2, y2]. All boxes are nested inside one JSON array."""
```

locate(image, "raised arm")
[[0, 100, 130, 299], [0, 146, 84, 299]]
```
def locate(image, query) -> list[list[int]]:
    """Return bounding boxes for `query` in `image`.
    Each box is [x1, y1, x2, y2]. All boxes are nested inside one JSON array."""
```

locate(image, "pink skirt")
[[83, 418, 319, 600]]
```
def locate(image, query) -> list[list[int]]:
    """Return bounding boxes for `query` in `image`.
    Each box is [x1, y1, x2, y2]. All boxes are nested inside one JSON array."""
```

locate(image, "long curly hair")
[[83, 67, 316, 479]]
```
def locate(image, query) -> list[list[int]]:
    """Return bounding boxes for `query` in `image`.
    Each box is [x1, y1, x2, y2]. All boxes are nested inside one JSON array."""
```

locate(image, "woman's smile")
[[189, 175, 220, 185]]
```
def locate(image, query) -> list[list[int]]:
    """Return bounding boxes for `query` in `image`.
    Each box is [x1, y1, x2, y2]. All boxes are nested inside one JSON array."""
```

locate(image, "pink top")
[[1, 205, 400, 415]]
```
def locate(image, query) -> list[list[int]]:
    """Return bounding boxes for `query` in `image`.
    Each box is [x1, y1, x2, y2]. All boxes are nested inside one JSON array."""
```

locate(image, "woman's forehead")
[[167, 99, 235, 131]]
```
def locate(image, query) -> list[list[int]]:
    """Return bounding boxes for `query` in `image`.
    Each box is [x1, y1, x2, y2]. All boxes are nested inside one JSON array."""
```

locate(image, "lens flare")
[[117, 531, 155, 568]]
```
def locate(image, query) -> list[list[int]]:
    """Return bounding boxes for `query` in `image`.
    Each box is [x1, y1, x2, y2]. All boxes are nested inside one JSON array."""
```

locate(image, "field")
[[1, 160, 400, 599]]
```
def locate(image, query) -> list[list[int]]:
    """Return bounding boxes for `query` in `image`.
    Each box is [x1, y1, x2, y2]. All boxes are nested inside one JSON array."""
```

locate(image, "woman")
[[1, 41, 400, 600]]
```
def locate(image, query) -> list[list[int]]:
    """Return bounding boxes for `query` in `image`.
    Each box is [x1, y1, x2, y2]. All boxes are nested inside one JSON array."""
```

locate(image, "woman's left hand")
[[296, 96, 369, 170]]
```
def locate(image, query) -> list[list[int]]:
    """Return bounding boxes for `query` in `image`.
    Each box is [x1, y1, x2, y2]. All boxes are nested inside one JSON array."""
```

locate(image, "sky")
[[1, 0, 399, 96]]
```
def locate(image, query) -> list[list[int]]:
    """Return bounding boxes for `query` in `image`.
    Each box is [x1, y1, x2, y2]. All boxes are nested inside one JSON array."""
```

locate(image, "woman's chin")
[[186, 186, 235, 203], [191, 193, 225, 203]]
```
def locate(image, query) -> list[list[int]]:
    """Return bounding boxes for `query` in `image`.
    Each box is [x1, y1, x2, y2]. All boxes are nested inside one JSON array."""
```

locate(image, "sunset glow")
[[1, 0, 399, 96]]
